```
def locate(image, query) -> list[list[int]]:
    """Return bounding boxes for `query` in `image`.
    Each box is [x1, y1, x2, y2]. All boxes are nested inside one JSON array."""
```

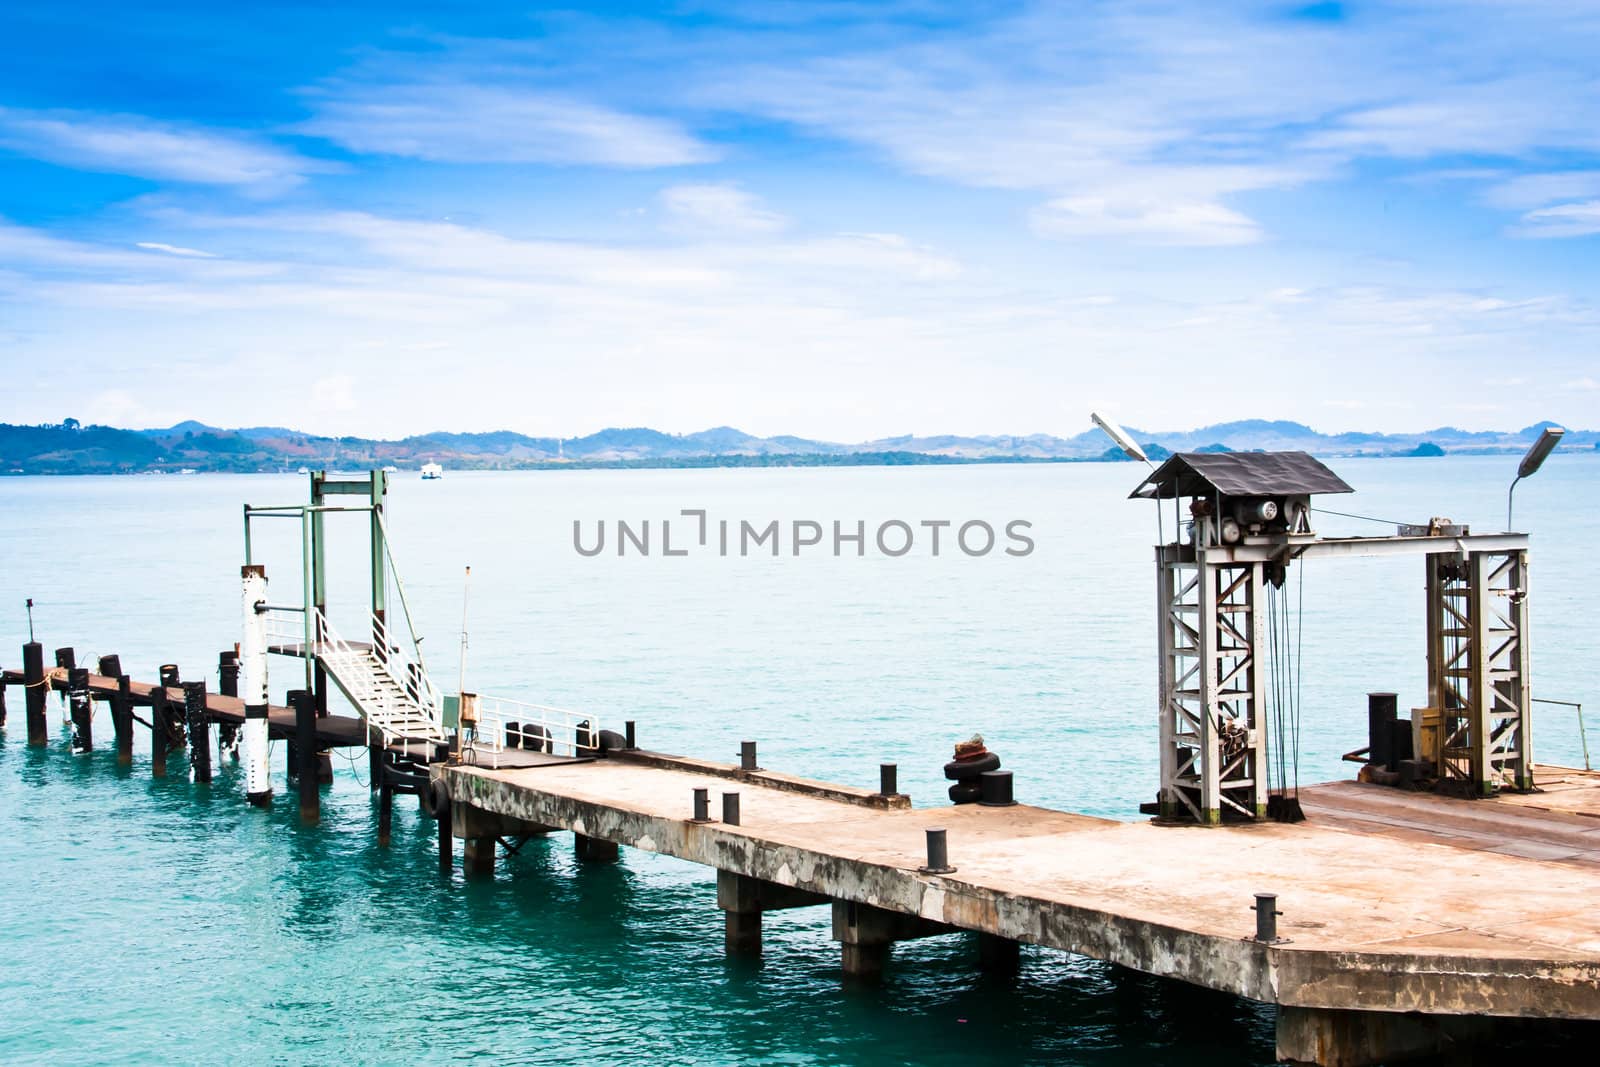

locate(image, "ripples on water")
[[1, 456, 1595, 1063]]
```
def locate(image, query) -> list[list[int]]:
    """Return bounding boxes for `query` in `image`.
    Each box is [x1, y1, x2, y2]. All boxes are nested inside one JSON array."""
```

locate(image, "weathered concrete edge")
[[444, 766, 1600, 1020], [606, 748, 910, 809]]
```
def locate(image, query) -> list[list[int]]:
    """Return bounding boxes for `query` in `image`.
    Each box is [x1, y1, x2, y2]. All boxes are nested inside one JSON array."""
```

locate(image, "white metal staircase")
[[268, 607, 449, 750]]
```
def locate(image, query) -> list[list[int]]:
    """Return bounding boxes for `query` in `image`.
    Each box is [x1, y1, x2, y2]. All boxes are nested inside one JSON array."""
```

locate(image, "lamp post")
[[1506, 426, 1564, 532], [1092, 411, 1165, 548]]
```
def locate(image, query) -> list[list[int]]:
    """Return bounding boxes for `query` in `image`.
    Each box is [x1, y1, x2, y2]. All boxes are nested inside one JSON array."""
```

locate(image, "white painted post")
[[241, 564, 273, 806]]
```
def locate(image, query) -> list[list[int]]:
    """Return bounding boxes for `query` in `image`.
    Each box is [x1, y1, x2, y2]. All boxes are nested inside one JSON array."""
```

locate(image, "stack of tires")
[[945, 738, 1000, 804]]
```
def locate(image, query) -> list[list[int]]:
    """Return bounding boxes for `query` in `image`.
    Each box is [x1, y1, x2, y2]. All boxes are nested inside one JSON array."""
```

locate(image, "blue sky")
[[0, 1, 1596, 439]]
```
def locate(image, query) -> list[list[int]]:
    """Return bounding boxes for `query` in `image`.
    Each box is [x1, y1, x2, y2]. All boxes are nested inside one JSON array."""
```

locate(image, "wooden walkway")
[[2, 668, 371, 747]]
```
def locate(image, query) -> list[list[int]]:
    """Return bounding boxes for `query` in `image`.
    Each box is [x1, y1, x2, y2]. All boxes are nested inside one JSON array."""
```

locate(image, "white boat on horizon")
[[421, 462, 443, 480]]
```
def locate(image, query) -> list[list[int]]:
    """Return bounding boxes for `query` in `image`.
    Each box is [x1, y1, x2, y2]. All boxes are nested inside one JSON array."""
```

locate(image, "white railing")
[[311, 607, 446, 746], [371, 610, 443, 717], [468, 694, 599, 767], [262, 608, 309, 647]]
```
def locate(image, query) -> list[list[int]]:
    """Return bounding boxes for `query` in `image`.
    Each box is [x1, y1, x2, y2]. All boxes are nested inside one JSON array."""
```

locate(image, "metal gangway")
[[241, 470, 601, 770]]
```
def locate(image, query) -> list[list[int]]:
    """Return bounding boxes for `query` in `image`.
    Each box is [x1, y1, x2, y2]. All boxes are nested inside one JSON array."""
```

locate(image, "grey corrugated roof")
[[1130, 451, 1354, 499]]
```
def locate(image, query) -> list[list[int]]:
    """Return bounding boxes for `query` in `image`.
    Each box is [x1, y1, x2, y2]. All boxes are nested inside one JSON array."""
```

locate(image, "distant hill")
[[1, 418, 1593, 475]]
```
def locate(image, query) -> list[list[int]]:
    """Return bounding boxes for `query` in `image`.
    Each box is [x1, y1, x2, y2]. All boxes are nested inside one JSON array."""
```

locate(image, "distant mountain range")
[[1, 418, 1593, 475]]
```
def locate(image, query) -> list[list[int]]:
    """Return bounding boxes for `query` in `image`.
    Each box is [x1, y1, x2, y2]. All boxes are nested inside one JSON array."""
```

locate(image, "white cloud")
[[1483, 171, 1600, 211], [659, 183, 787, 235], [137, 242, 218, 258], [1513, 200, 1600, 239], [0, 106, 323, 190], [1563, 376, 1600, 391], [1031, 195, 1261, 246], [691, 2, 1600, 242], [297, 83, 717, 168]]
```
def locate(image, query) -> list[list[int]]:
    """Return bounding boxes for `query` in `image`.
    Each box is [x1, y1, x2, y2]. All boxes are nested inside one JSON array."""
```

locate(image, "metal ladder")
[[311, 609, 449, 750]]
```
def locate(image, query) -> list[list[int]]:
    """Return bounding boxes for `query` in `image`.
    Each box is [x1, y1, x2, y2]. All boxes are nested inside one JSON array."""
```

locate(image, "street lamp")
[[1506, 426, 1564, 531], [1091, 412, 1150, 464], [1093, 412, 1166, 546]]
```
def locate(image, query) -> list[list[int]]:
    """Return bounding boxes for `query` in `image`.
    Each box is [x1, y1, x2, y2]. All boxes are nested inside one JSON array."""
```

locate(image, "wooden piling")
[[68, 667, 92, 753], [150, 685, 168, 777], [574, 834, 620, 863], [184, 681, 211, 783], [378, 769, 394, 847], [23, 642, 47, 745], [218, 650, 239, 697], [113, 675, 133, 765], [437, 793, 452, 875], [290, 689, 319, 824], [217, 651, 240, 759]]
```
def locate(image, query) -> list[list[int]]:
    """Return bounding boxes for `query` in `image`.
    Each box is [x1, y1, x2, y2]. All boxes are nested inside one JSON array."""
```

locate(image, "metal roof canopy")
[[1131, 451, 1355, 500]]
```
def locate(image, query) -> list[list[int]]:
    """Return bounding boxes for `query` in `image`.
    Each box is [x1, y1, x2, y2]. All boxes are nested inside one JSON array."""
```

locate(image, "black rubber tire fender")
[[944, 752, 1001, 780], [425, 778, 451, 820], [948, 782, 983, 805], [523, 724, 552, 753], [597, 729, 628, 753]]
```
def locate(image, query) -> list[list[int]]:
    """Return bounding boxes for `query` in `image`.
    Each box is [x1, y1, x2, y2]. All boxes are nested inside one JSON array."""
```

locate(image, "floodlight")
[[1507, 426, 1564, 531], [1091, 412, 1148, 464]]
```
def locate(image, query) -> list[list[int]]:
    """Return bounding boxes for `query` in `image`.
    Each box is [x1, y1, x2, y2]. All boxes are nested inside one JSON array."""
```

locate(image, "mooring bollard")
[[919, 827, 956, 874], [55, 646, 76, 673], [97, 654, 122, 679], [880, 762, 898, 797], [625, 720, 636, 750], [740, 740, 758, 772], [159, 663, 180, 688], [722, 791, 741, 826], [68, 667, 92, 753], [1253, 892, 1282, 943], [692, 787, 712, 822], [979, 769, 1016, 807]]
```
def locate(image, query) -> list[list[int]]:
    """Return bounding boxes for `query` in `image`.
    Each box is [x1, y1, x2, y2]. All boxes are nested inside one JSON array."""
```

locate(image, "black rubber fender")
[[523, 724, 552, 753], [597, 729, 628, 753], [425, 778, 451, 820], [944, 752, 1001, 780], [948, 782, 982, 805]]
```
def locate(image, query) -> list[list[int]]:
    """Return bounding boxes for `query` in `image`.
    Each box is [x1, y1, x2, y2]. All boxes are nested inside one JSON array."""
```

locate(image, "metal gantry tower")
[[1135, 452, 1535, 824]]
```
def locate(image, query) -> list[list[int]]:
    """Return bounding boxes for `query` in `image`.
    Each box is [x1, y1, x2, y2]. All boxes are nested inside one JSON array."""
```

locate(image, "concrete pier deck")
[[442, 752, 1600, 1064]]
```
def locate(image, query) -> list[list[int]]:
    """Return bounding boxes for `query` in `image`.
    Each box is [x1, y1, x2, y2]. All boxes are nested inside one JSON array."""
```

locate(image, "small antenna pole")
[[454, 566, 472, 761], [25, 598, 34, 643]]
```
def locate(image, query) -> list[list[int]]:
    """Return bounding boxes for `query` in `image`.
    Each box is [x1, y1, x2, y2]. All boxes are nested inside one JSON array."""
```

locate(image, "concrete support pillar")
[[462, 838, 496, 877], [724, 910, 763, 957], [574, 834, 620, 863], [715, 871, 829, 959], [450, 799, 554, 877], [977, 932, 1021, 974], [832, 899, 954, 981], [718, 871, 764, 957], [1275, 1006, 1493, 1066]]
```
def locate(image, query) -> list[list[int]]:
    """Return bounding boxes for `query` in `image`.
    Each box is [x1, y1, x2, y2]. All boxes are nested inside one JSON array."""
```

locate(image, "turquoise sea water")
[[2, 455, 1596, 1064]]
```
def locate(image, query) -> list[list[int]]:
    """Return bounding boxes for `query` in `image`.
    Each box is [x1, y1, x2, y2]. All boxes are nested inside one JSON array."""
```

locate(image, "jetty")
[[4, 452, 1595, 1066]]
